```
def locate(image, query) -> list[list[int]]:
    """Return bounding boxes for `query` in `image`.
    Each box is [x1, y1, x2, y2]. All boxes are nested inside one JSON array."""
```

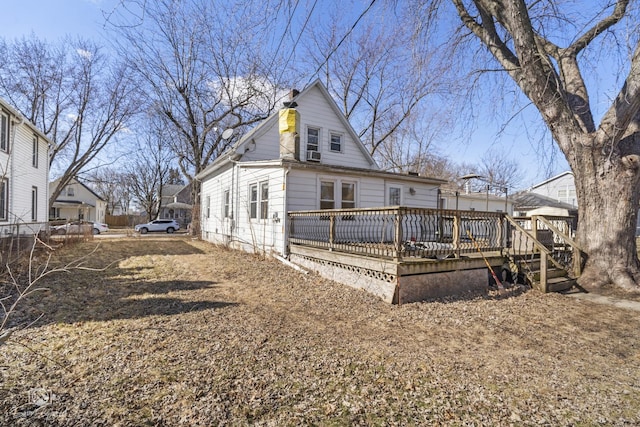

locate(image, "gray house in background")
[[159, 184, 192, 228], [515, 171, 640, 235]]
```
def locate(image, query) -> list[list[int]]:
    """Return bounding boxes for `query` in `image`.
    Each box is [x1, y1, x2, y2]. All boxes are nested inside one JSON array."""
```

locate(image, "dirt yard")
[[1, 236, 639, 425]]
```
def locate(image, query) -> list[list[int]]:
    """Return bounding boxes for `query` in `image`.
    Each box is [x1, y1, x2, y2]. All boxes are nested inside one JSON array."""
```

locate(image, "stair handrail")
[[504, 215, 552, 291], [534, 215, 584, 277]]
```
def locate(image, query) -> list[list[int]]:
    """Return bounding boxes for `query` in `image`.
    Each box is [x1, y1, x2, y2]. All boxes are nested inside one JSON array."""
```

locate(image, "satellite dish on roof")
[[221, 128, 234, 140]]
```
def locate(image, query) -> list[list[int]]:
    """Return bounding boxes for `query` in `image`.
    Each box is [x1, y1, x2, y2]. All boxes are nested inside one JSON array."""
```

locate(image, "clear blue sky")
[[1, 0, 603, 189], [0, 0, 115, 42]]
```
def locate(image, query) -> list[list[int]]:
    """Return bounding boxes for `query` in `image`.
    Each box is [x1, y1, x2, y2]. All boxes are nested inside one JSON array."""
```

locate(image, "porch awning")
[[52, 200, 96, 208], [166, 202, 192, 210]]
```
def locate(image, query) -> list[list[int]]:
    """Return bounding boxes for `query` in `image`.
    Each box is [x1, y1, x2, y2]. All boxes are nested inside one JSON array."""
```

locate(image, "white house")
[[196, 80, 446, 255], [0, 97, 50, 231], [49, 177, 107, 223], [527, 171, 577, 208]]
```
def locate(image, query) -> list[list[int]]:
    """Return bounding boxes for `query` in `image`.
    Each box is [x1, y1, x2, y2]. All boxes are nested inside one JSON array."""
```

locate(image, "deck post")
[[329, 214, 335, 250], [539, 254, 548, 292], [531, 215, 539, 241], [394, 207, 403, 260], [453, 211, 461, 258]]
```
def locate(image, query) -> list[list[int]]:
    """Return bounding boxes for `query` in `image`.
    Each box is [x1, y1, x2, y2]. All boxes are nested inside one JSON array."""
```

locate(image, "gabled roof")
[[511, 191, 576, 211], [161, 184, 186, 198], [529, 171, 574, 190], [0, 96, 52, 144], [50, 177, 105, 202], [196, 79, 377, 181]]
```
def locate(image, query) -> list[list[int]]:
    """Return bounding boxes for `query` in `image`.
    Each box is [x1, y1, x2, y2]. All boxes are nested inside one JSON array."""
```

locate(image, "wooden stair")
[[508, 254, 576, 293]]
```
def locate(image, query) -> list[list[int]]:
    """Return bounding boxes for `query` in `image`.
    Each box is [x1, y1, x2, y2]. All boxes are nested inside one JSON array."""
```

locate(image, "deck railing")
[[288, 207, 506, 260]]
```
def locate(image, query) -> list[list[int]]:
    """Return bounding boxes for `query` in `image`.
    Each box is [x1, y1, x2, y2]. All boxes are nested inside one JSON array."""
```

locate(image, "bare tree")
[[305, 12, 450, 161], [123, 126, 172, 222], [107, 0, 284, 235], [0, 35, 140, 207], [420, 1, 640, 291], [86, 167, 130, 215]]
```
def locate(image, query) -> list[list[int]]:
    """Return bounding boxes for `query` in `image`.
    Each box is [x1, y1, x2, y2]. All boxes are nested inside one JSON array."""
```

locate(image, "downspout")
[[283, 164, 291, 256]]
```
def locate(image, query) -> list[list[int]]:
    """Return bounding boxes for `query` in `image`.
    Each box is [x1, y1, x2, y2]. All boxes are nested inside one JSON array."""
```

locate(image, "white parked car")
[[135, 219, 180, 234], [53, 221, 109, 235]]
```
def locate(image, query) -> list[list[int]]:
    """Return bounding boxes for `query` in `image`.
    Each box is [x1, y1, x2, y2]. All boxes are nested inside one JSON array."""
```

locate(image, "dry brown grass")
[[1, 236, 640, 425]]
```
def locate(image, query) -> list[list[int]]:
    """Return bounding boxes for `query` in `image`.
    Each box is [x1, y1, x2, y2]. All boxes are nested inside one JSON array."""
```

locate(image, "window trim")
[[0, 179, 8, 221], [387, 185, 403, 206], [329, 131, 343, 153], [32, 134, 39, 168], [0, 111, 8, 153], [319, 178, 358, 210], [223, 189, 230, 218], [248, 181, 269, 221], [249, 183, 258, 219], [306, 126, 320, 153], [260, 181, 269, 220], [32, 186, 38, 222]]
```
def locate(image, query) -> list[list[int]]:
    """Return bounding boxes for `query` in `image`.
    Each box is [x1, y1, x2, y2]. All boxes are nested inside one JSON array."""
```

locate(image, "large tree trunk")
[[570, 135, 640, 291]]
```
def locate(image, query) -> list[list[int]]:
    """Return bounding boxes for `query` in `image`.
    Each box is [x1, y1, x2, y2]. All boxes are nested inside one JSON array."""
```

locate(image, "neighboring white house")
[[196, 80, 446, 255], [527, 171, 577, 208], [440, 189, 513, 214], [49, 177, 107, 223], [0, 97, 50, 230]]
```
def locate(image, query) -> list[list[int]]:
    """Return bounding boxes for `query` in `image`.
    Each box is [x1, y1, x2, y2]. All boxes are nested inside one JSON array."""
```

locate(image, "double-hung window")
[[320, 179, 357, 210], [0, 111, 8, 152], [320, 181, 335, 209], [0, 179, 7, 221], [249, 184, 258, 219], [388, 186, 402, 206], [31, 187, 38, 222], [341, 182, 355, 208], [330, 132, 342, 152], [223, 190, 230, 218], [260, 182, 269, 220], [206, 195, 211, 218], [307, 127, 319, 152], [67, 186, 75, 197], [32, 134, 39, 168], [249, 181, 268, 220]]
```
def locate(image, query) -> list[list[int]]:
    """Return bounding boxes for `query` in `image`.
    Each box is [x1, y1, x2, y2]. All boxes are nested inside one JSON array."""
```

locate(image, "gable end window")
[[330, 132, 342, 152], [67, 186, 75, 197], [0, 179, 7, 221], [307, 127, 319, 152], [32, 134, 39, 168], [0, 111, 8, 152]]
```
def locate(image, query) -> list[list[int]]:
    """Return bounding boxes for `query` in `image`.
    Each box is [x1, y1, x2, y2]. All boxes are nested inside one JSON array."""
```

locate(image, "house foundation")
[[289, 245, 504, 304]]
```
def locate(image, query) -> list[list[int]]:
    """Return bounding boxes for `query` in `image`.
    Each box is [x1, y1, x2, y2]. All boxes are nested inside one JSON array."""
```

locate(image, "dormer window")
[[307, 127, 319, 152]]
